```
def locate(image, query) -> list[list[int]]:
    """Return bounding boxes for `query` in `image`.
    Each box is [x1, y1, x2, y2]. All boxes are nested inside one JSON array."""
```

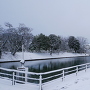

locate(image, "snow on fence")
[[0, 62, 90, 90]]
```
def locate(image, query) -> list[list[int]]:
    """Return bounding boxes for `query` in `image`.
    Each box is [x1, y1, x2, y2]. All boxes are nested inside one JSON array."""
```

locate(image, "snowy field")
[[0, 68, 90, 90], [0, 52, 89, 62]]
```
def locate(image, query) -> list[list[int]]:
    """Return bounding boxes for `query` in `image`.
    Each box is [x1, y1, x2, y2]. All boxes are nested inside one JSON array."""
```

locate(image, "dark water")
[[0, 56, 90, 72]]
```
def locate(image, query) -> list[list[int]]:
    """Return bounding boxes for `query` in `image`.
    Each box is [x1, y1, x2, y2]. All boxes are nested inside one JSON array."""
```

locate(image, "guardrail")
[[0, 62, 90, 90]]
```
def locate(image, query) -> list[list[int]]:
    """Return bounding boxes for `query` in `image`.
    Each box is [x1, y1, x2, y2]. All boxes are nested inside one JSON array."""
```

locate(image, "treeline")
[[30, 33, 87, 55], [0, 22, 88, 58]]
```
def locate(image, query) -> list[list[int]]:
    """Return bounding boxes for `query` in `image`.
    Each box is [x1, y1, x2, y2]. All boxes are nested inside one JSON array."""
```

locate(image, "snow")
[[0, 52, 89, 62], [0, 52, 90, 90], [1, 68, 90, 90], [43, 69, 90, 90], [0, 78, 38, 90]]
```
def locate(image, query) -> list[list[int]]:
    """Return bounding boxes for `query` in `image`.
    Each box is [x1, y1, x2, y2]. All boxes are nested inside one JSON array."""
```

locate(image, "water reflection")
[[0, 56, 90, 72]]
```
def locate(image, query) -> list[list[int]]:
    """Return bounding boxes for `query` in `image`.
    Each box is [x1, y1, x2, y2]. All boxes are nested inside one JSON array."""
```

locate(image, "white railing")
[[0, 62, 90, 90]]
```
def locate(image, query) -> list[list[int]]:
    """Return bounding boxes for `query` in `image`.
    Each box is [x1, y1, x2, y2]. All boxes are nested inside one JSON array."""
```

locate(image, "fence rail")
[[0, 62, 90, 90]]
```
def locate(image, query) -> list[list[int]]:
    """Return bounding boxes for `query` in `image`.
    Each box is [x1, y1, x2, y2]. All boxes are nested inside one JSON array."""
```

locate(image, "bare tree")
[[5, 22, 13, 29], [77, 37, 88, 53], [60, 37, 69, 52], [0, 26, 7, 58], [18, 24, 33, 51]]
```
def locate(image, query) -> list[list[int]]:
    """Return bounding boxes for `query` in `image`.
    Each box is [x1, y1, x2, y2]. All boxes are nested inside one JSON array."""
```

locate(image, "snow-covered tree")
[[5, 22, 13, 29], [30, 33, 50, 52], [48, 34, 61, 55], [68, 36, 80, 53], [3, 23, 33, 55], [18, 24, 33, 51], [60, 37, 69, 52], [77, 37, 88, 53], [0, 26, 6, 58]]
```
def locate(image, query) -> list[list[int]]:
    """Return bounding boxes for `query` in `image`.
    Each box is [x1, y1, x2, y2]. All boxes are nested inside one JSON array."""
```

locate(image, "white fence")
[[0, 62, 90, 90]]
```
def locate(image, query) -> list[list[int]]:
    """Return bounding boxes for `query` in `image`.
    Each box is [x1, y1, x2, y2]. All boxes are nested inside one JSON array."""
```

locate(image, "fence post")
[[12, 71, 15, 85], [39, 74, 42, 90], [76, 66, 78, 76], [25, 68, 28, 83], [85, 64, 87, 72], [62, 69, 64, 81]]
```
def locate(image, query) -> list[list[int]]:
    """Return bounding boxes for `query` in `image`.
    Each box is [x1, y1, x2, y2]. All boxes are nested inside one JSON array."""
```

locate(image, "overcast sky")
[[0, 0, 90, 42]]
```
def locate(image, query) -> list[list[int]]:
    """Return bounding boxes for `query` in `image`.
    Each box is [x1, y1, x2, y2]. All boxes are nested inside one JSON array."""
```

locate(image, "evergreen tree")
[[30, 33, 50, 52], [48, 34, 61, 55], [68, 36, 80, 53]]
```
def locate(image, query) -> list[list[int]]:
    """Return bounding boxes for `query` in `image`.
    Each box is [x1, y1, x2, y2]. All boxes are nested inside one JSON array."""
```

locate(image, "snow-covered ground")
[[0, 52, 89, 62], [0, 68, 90, 90], [0, 52, 90, 90], [43, 69, 90, 90]]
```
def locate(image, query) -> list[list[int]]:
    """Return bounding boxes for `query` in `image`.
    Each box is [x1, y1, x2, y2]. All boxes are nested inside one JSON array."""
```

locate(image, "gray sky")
[[0, 0, 90, 42]]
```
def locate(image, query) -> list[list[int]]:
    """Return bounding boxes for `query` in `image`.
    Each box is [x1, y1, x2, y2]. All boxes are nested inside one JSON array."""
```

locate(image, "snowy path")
[[43, 69, 90, 90], [0, 78, 38, 90], [0, 68, 90, 90]]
